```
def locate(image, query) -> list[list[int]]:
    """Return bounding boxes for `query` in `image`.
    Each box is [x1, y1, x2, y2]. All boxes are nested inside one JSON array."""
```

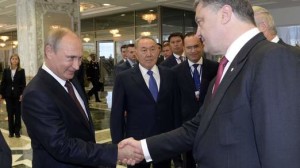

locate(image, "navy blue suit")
[[145, 33, 300, 168], [111, 64, 180, 167], [160, 55, 179, 68], [22, 68, 117, 168], [0, 130, 11, 168]]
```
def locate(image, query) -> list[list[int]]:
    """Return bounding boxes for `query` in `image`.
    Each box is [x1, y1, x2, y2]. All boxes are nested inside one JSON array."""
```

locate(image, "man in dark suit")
[[22, 28, 140, 168], [115, 44, 137, 75], [172, 32, 218, 168], [160, 32, 184, 68], [110, 36, 180, 168], [0, 130, 11, 168], [120, 0, 300, 168], [253, 6, 291, 47], [117, 44, 128, 65]]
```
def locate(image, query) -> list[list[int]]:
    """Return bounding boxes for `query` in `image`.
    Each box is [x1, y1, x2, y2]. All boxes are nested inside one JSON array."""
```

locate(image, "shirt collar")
[[173, 53, 181, 59], [271, 35, 280, 43], [225, 28, 260, 63], [42, 63, 67, 88], [139, 64, 159, 76], [188, 57, 203, 67]]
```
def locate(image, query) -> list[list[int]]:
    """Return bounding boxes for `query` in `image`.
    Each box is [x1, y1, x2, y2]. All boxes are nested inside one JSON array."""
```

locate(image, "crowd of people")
[[0, 0, 300, 168]]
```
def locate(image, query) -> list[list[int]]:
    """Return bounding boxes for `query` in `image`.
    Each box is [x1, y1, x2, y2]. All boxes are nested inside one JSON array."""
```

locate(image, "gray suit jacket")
[[146, 33, 300, 168]]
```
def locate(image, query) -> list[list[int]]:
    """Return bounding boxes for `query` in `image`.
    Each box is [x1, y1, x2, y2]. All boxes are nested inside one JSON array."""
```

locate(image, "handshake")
[[117, 138, 145, 166]]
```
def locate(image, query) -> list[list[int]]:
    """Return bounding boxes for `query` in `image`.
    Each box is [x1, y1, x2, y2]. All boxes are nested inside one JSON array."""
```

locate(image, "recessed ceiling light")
[[103, 4, 111, 6], [121, 14, 125, 17]]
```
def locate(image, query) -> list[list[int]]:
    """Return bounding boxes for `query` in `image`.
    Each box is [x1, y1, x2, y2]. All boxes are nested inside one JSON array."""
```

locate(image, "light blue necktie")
[[147, 70, 158, 101]]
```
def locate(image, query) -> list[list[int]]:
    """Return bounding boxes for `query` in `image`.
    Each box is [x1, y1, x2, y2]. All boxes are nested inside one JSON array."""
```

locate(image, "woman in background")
[[0, 54, 26, 138]]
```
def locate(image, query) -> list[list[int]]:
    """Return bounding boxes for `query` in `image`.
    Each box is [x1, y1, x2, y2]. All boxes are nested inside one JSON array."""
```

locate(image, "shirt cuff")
[[141, 139, 153, 162]]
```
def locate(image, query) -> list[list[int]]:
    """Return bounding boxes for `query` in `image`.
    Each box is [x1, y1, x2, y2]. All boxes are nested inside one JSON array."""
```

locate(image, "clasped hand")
[[117, 137, 144, 166]]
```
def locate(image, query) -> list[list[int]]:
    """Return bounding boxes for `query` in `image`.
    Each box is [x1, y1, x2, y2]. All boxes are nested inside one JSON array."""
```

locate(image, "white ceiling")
[[1, 0, 300, 33]]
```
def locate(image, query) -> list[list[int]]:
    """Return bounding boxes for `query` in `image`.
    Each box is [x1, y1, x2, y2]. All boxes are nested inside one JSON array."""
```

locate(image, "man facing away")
[[22, 27, 142, 168], [120, 0, 300, 168]]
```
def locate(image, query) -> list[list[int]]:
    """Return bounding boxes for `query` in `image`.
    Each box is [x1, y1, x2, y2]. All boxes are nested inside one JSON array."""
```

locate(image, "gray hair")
[[135, 36, 157, 48], [252, 6, 277, 35], [45, 27, 78, 53]]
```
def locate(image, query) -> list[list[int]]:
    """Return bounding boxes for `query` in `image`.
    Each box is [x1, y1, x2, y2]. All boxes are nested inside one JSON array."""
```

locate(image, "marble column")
[[16, 0, 80, 79]]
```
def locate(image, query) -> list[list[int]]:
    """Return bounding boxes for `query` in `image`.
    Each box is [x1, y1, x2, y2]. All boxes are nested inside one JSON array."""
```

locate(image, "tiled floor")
[[0, 87, 125, 168]]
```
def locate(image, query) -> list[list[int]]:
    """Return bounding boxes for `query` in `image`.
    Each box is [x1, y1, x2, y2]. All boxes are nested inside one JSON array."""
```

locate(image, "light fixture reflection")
[[142, 13, 157, 24], [0, 36, 9, 42], [113, 34, 121, 37], [0, 43, 6, 47], [83, 37, 91, 43], [141, 32, 151, 36], [109, 29, 119, 34]]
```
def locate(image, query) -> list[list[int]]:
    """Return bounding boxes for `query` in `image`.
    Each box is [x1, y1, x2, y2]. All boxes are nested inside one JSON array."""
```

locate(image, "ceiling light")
[[103, 4, 111, 6], [113, 34, 121, 37], [141, 32, 151, 36], [80, 2, 96, 12], [142, 13, 157, 24], [0, 43, 6, 47], [83, 37, 91, 43], [109, 29, 119, 34], [50, 25, 60, 29], [0, 36, 9, 41], [13, 41, 18, 45]]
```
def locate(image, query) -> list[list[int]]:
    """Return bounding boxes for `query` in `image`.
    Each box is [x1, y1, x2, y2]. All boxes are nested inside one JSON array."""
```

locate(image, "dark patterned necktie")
[[65, 81, 89, 124]]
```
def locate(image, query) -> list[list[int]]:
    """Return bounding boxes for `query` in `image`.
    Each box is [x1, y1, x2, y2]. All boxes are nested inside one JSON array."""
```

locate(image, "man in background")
[[252, 6, 290, 46], [160, 32, 185, 68], [115, 44, 137, 75], [172, 32, 218, 167], [117, 44, 128, 65], [111, 36, 180, 168]]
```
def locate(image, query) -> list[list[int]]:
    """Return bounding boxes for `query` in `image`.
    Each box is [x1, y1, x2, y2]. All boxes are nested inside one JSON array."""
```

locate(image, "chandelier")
[[141, 32, 151, 36], [109, 29, 119, 35], [83, 37, 90, 43], [0, 43, 6, 47], [0, 36, 9, 42], [142, 13, 157, 24]]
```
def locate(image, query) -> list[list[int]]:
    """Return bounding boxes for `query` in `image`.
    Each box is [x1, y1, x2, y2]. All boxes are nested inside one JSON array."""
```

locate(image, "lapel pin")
[[231, 68, 234, 72]]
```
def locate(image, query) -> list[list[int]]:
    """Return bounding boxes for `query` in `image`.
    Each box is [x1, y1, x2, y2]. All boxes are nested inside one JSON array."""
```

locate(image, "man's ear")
[[45, 44, 54, 59], [220, 5, 233, 24]]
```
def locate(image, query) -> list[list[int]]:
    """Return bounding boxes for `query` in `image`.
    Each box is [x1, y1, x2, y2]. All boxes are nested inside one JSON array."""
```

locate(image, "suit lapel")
[[131, 65, 155, 102], [39, 69, 93, 133], [197, 33, 266, 138], [182, 62, 195, 89]]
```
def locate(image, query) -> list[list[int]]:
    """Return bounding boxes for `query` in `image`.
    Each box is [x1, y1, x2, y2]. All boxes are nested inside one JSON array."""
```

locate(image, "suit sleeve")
[[22, 90, 118, 167], [146, 108, 202, 162], [251, 47, 300, 167], [110, 74, 126, 144]]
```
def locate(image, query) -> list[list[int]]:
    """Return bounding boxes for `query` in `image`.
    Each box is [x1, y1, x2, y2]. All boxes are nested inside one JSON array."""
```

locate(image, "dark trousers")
[[128, 159, 171, 168], [88, 79, 100, 101], [6, 97, 21, 135], [183, 151, 196, 168]]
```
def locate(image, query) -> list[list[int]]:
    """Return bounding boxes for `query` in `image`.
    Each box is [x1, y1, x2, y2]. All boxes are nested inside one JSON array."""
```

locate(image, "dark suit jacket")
[[110, 65, 180, 144], [172, 59, 218, 123], [160, 55, 178, 68], [0, 68, 26, 99], [156, 55, 165, 65], [146, 33, 300, 168], [22, 68, 117, 168], [114, 61, 132, 76], [0, 130, 11, 168]]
